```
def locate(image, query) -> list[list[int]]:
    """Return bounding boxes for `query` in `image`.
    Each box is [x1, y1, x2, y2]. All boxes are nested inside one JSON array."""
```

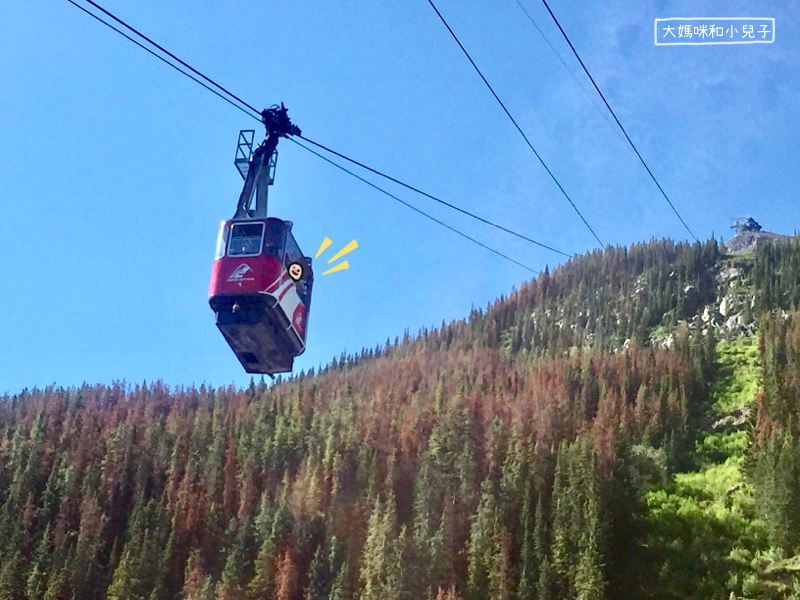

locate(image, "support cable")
[[515, 0, 620, 138], [289, 139, 538, 273], [538, 0, 698, 242], [297, 135, 570, 258], [425, 0, 604, 247], [82, 0, 263, 118], [65, 0, 260, 122]]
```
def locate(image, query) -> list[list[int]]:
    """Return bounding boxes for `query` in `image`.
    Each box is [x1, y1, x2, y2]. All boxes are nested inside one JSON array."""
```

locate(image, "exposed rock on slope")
[[723, 229, 792, 255]]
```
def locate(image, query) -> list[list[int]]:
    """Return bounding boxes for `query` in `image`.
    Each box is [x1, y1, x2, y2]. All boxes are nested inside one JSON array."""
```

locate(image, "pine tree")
[[391, 525, 415, 600], [328, 559, 351, 600], [181, 550, 207, 600], [71, 494, 108, 600], [248, 534, 276, 599], [149, 524, 182, 600], [25, 523, 51, 600], [518, 483, 539, 600], [536, 557, 554, 600], [274, 550, 297, 600], [304, 542, 331, 600], [217, 516, 255, 599], [360, 493, 401, 600], [467, 478, 497, 600], [0, 549, 24, 600], [106, 497, 167, 600], [489, 525, 513, 600], [533, 495, 548, 579], [106, 536, 137, 599], [412, 460, 438, 598], [549, 443, 574, 598], [41, 563, 69, 600], [430, 500, 456, 594], [601, 444, 646, 599], [574, 529, 605, 600], [573, 441, 604, 600]]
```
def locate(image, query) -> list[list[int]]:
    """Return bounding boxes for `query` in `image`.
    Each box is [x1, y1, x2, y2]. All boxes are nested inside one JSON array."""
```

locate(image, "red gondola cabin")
[[210, 105, 310, 375], [209, 217, 313, 374]]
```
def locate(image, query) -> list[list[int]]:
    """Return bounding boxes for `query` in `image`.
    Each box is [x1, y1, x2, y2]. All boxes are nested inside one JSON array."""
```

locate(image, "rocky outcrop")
[[711, 407, 751, 433], [724, 230, 792, 255]]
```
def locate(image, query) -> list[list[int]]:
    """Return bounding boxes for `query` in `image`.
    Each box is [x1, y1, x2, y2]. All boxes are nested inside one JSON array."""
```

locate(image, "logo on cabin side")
[[228, 263, 255, 282]]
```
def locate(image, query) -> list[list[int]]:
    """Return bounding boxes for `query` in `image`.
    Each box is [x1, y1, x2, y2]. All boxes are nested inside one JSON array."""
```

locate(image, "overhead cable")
[[289, 139, 537, 273], [515, 0, 620, 137], [64, 0, 258, 122], [81, 0, 263, 118], [297, 135, 570, 258], [538, 0, 698, 242], [425, 0, 604, 248]]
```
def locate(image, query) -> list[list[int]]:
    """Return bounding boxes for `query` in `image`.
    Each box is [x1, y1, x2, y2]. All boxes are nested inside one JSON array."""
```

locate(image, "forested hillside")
[[3, 236, 800, 600]]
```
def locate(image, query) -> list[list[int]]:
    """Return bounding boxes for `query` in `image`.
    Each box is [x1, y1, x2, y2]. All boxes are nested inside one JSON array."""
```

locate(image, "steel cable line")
[[538, 0, 698, 242], [63, 0, 569, 266], [425, 0, 604, 248], [81, 0, 263, 118], [515, 0, 620, 139], [297, 135, 570, 258], [289, 139, 538, 273], [64, 0, 259, 122]]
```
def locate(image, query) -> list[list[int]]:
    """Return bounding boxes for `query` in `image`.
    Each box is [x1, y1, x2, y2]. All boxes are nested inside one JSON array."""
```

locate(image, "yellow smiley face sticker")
[[288, 262, 304, 282]]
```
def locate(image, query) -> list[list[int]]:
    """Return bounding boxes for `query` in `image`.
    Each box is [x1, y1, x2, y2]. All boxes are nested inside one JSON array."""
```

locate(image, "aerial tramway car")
[[209, 105, 313, 375]]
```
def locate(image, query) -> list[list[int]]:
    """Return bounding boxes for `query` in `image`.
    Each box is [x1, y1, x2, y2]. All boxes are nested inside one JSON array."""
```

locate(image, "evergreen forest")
[[5, 236, 800, 599]]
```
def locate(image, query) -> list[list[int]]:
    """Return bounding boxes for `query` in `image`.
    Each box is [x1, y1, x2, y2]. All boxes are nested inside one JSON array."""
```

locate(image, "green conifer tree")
[[360, 493, 401, 600], [518, 481, 542, 600], [467, 478, 497, 600], [328, 560, 351, 600], [304, 542, 331, 600], [574, 530, 605, 600], [25, 523, 51, 600], [536, 557, 554, 600], [549, 443, 574, 598]]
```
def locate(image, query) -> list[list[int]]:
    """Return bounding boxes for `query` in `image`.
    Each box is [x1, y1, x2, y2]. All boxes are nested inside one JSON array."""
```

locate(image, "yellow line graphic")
[[315, 237, 332, 258], [323, 260, 349, 276], [327, 240, 358, 264]]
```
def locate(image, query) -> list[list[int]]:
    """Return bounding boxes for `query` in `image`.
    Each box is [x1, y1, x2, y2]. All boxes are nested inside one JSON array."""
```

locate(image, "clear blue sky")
[[1, 0, 797, 394]]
